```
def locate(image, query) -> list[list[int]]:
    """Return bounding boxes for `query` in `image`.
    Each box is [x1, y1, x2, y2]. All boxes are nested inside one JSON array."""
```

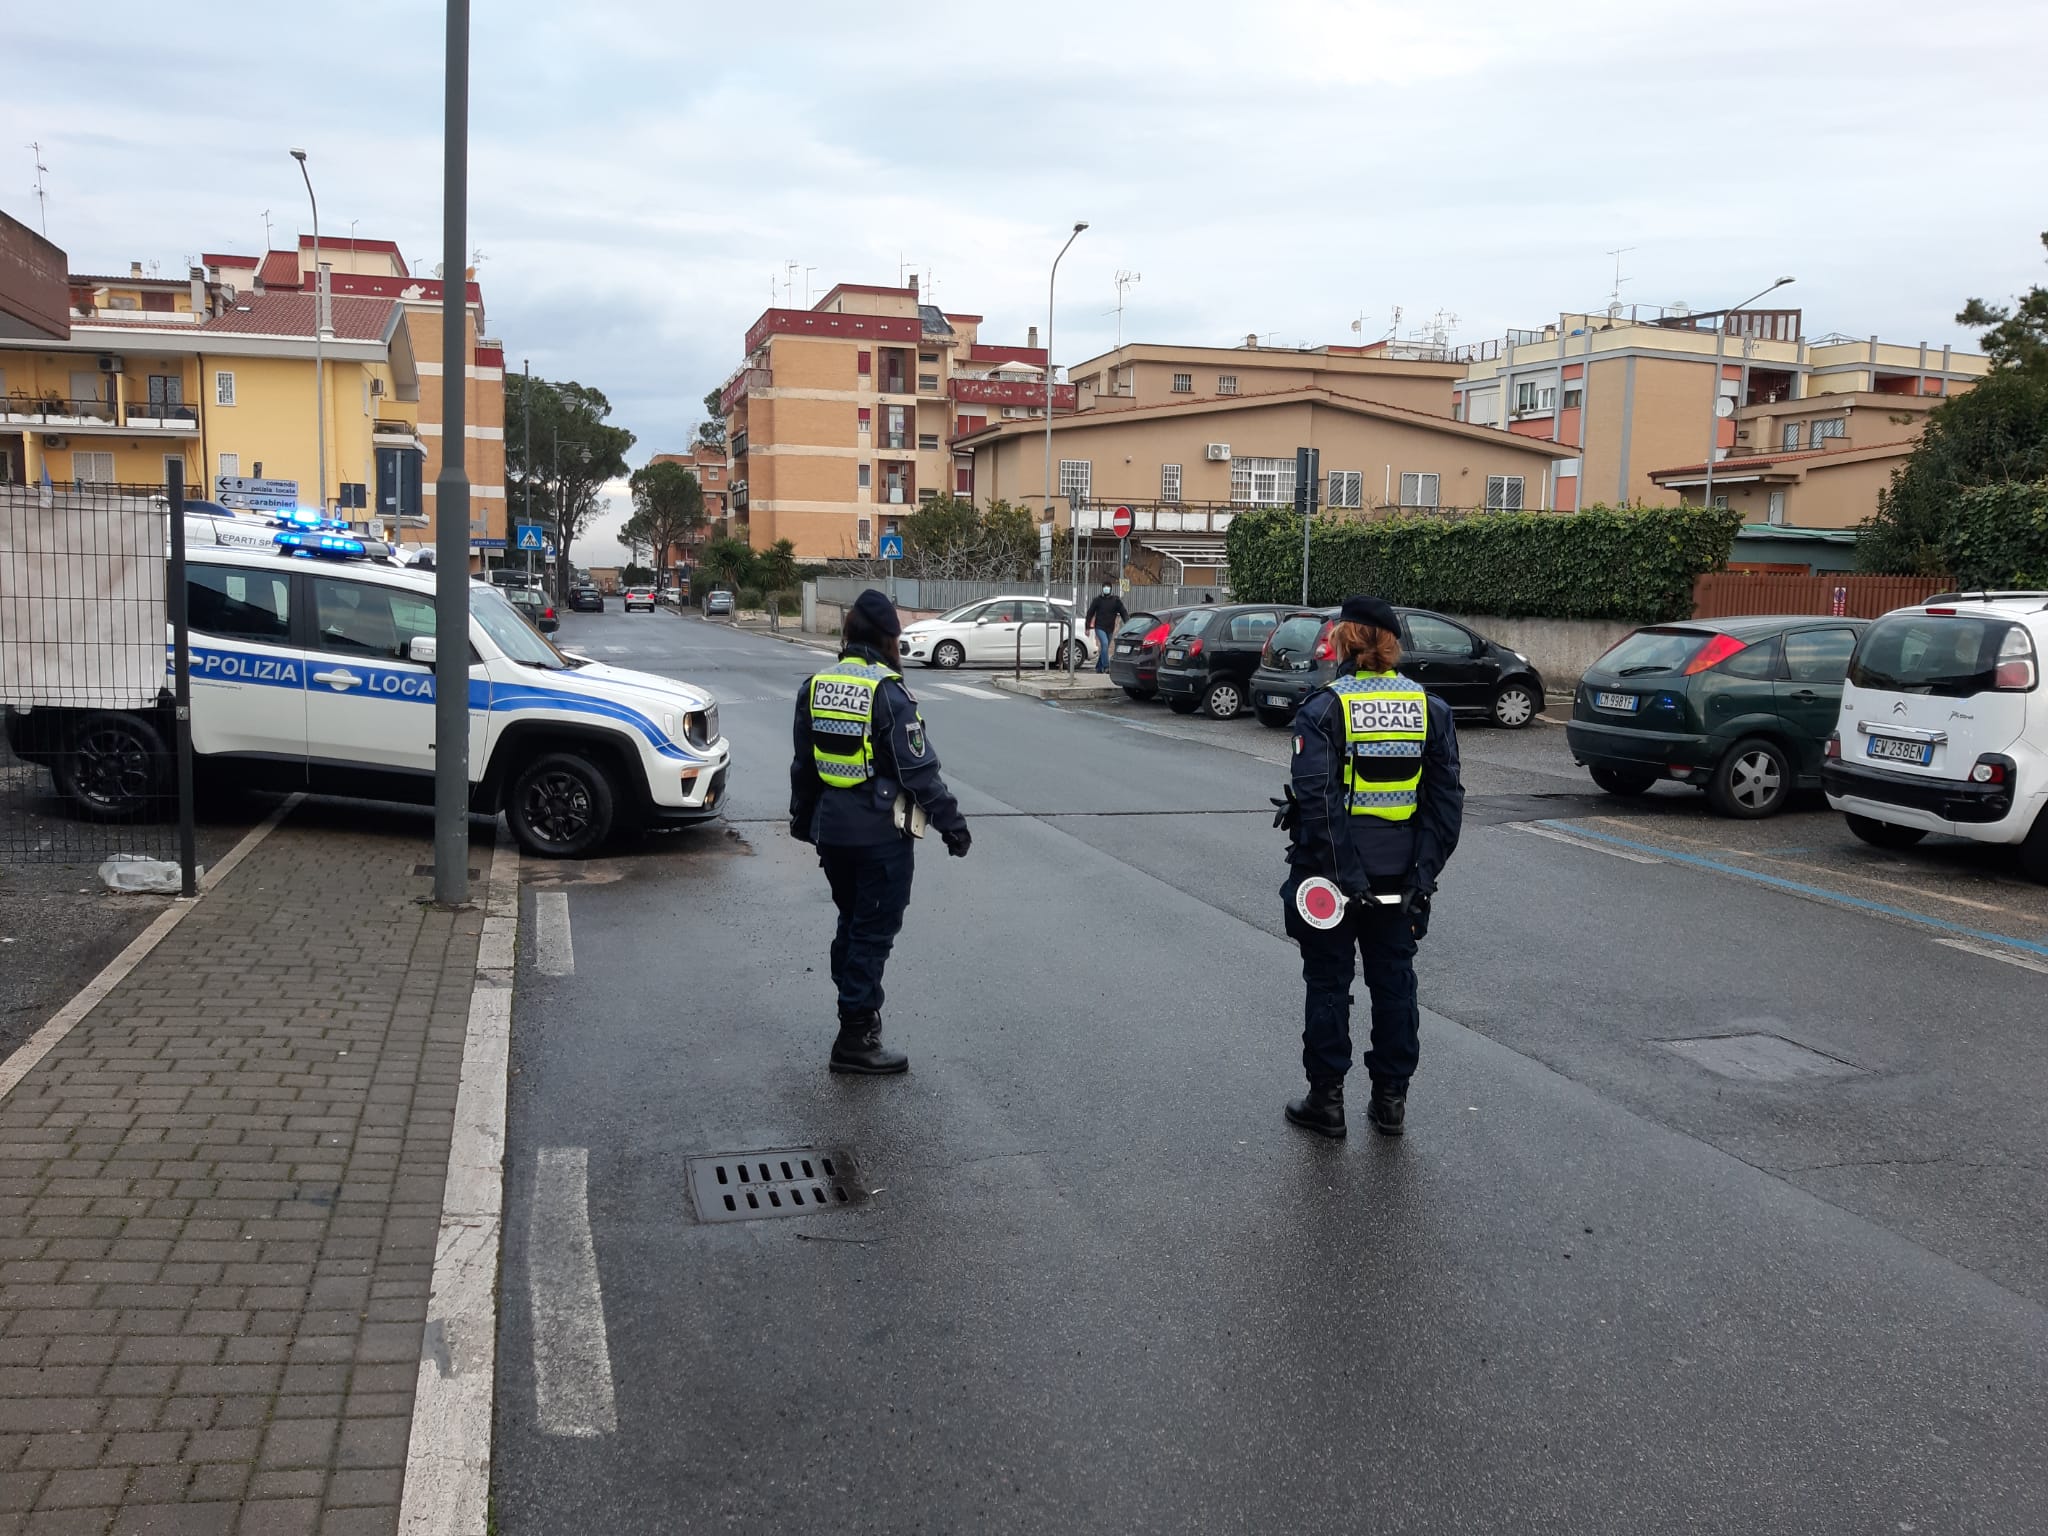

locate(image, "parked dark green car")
[[1565, 614, 1867, 817]]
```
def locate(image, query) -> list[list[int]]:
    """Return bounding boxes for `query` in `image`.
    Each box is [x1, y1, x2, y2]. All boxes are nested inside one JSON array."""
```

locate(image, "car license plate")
[[1116, 642, 1136, 654], [1165, 648, 1185, 661], [1265, 694, 1290, 707], [1867, 735, 1933, 766], [1595, 691, 1638, 713]]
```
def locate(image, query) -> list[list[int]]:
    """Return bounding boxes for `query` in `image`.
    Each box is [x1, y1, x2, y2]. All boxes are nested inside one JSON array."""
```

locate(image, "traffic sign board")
[[878, 533, 904, 560], [1110, 505, 1134, 538], [515, 523, 545, 551], [215, 474, 300, 513]]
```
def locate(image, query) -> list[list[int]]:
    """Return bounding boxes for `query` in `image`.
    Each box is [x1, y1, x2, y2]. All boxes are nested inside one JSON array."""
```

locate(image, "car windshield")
[[473, 584, 573, 668], [938, 601, 986, 622], [1598, 627, 1713, 676], [1168, 610, 1213, 639], [1267, 615, 1324, 656], [1850, 614, 2023, 697]]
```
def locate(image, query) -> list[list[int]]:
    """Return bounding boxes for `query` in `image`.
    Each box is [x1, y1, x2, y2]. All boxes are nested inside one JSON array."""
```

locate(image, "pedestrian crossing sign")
[[516, 524, 545, 551], [879, 533, 904, 561]]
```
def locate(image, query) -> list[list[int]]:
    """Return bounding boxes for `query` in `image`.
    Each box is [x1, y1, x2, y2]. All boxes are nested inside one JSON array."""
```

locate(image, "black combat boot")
[[829, 1012, 908, 1075], [1366, 1081, 1406, 1137], [1284, 1080, 1346, 1139]]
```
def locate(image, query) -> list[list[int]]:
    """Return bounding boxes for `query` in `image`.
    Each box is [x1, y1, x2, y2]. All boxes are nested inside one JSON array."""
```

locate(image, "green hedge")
[[1224, 503, 1743, 624], [1949, 480, 2048, 590]]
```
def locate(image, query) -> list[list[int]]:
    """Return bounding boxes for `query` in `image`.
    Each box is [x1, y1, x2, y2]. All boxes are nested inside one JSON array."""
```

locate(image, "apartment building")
[[719, 278, 1065, 558], [205, 237, 507, 557], [0, 259, 425, 511], [1068, 338, 1464, 418], [1452, 304, 1988, 513], [646, 444, 729, 567]]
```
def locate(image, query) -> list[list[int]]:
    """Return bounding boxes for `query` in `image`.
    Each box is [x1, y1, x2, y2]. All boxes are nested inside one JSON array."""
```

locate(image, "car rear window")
[[1117, 612, 1157, 637], [1850, 614, 2026, 697], [1597, 627, 1713, 677], [1267, 615, 1325, 655], [1169, 610, 1214, 639]]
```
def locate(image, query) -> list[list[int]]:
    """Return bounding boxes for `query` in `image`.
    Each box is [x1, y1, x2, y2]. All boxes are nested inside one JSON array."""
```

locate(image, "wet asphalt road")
[[494, 607, 2048, 1534]]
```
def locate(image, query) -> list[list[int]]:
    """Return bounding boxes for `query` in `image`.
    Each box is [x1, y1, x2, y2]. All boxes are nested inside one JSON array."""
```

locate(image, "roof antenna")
[[26, 142, 50, 236], [262, 208, 273, 251], [1106, 271, 1141, 347], [1605, 246, 1636, 319]]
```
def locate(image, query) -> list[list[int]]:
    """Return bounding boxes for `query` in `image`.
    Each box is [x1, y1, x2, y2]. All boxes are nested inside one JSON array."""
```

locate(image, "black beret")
[[1340, 595, 1400, 633], [850, 588, 903, 639]]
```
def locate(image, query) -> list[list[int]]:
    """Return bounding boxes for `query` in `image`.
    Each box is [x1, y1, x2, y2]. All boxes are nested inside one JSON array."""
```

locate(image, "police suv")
[[1821, 591, 2048, 883], [4, 510, 728, 859]]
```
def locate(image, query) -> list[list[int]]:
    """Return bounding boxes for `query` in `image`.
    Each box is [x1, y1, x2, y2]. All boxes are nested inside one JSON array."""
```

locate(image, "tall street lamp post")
[[431, 0, 472, 907], [1701, 275, 1794, 512], [289, 148, 328, 515], [1039, 221, 1086, 663]]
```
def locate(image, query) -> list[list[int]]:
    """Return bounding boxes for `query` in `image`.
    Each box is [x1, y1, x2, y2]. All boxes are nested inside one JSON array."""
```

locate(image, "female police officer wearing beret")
[[1278, 595, 1464, 1138], [790, 588, 971, 1074]]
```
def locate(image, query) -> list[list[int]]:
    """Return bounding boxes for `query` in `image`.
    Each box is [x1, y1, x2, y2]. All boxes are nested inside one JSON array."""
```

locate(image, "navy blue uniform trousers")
[[1281, 872, 1420, 1088], [819, 839, 914, 1018]]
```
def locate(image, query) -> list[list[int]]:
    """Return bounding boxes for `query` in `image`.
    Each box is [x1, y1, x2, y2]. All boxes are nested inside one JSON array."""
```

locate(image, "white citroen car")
[[899, 595, 1089, 669]]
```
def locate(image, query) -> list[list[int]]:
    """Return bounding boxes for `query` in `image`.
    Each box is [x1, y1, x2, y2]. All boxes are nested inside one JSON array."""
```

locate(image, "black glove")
[[1270, 785, 1300, 832], [942, 825, 972, 859], [788, 814, 813, 845], [1401, 887, 1433, 941]]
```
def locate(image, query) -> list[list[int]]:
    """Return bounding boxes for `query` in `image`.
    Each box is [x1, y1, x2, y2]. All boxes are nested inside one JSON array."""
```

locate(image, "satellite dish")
[[1714, 397, 1736, 419]]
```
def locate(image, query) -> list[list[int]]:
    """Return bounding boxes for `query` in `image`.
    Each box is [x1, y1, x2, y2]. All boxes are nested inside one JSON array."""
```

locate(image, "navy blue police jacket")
[[1285, 679, 1465, 896], [790, 644, 968, 848]]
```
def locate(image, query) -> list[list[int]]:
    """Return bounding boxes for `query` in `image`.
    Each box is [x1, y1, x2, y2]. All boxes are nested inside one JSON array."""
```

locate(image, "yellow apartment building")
[[206, 237, 506, 557], [1067, 338, 1465, 418], [1451, 304, 1987, 513], [0, 274, 424, 515], [719, 278, 1066, 559]]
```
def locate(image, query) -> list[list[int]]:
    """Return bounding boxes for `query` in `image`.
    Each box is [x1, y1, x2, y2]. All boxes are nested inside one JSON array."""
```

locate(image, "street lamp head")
[[289, 147, 308, 162], [1774, 275, 1795, 287], [1073, 221, 1089, 233]]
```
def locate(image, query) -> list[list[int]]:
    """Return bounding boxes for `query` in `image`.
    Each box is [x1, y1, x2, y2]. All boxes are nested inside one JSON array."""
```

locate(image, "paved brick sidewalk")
[[0, 810, 486, 1535]]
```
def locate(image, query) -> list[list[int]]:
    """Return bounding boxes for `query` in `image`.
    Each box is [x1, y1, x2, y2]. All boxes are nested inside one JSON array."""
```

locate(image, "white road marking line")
[[1934, 938, 2048, 977], [934, 682, 1009, 701], [400, 839, 521, 1536], [534, 891, 575, 976], [1511, 822, 1663, 863], [528, 1147, 618, 1438], [602, 645, 629, 655]]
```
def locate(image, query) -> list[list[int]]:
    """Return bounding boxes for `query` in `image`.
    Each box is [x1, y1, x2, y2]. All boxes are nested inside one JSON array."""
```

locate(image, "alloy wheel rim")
[[76, 727, 154, 811], [525, 771, 593, 847], [1498, 689, 1534, 725], [1213, 685, 1239, 715], [1733, 751, 1782, 809]]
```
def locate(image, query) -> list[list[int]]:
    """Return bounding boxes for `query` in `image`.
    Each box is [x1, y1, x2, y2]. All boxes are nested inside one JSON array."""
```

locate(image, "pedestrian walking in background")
[[1084, 584, 1127, 673], [790, 589, 972, 1073], [1275, 595, 1464, 1138]]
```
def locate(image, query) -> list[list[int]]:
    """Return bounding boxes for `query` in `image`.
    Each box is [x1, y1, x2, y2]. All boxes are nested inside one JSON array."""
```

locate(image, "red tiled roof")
[[258, 250, 302, 288], [298, 234, 405, 258], [199, 291, 400, 343], [203, 252, 259, 269]]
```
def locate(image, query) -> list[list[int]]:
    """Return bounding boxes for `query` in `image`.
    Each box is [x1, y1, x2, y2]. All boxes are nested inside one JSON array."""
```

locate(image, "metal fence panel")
[[0, 481, 187, 866], [1691, 572, 1955, 620]]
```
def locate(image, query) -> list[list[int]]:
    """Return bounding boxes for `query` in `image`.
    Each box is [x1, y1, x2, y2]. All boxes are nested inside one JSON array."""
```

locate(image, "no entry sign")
[[1110, 505, 1134, 538]]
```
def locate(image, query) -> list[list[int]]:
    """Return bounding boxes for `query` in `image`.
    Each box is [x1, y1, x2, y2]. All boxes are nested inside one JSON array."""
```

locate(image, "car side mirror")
[[408, 636, 438, 664], [975, 616, 991, 625]]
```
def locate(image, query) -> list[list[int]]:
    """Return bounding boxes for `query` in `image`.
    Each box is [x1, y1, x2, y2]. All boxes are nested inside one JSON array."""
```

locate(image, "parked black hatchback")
[[1155, 604, 1286, 719], [1249, 607, 1547, 729], [1107, 606, 1199, 699]]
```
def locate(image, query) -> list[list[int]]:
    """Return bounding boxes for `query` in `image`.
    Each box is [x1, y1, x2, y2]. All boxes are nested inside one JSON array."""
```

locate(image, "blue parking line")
[[1536, 819, 2048, 960]]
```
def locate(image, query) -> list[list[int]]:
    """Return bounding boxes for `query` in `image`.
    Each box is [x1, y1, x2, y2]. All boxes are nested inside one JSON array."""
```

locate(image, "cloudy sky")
[[9, 1, 2047, 560]]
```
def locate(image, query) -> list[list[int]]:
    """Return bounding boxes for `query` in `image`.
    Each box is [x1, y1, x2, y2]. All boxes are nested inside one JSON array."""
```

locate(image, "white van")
[[1821, 592, 2048, 882]]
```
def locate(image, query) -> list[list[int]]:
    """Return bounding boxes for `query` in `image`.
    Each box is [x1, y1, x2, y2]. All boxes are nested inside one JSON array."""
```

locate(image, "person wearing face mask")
[[1084, 583, 1128, 674]]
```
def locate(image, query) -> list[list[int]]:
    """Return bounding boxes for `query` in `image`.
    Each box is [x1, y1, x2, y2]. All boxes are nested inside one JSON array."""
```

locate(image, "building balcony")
[[731, 429, 749, 459], [744, 307, 922, 354], [949, 377, 1077, 410], [1, 397, 202, 434], [719, 367, 769, 417]]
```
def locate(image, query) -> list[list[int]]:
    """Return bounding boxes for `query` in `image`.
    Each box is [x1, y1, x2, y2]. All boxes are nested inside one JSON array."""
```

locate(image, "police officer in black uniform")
[[1278, 595, 1464, 1138], [790, 589, 971, 1074]]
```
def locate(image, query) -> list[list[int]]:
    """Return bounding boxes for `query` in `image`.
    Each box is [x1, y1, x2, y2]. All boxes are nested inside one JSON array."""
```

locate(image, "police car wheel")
[[57, 712, 170, 822], [1201, 681, 1243, 720], [933, 641, 965, 669], [507, 751, 616, 859]]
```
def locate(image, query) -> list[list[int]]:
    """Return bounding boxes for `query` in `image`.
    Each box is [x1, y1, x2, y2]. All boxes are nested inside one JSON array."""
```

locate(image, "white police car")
[[3, 510, 728, 859], [1822, 591, 2048, 883]]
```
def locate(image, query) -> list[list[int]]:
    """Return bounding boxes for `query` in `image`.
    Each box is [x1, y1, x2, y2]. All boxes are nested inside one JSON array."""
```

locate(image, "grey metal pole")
[[291, 150, 326, 514], [167, 461, 197, 899], [522, 358, 531, 584], [1040, 221, 1086, 602], [1701, 276, 1794, 511], [432, 0, 472, 907]]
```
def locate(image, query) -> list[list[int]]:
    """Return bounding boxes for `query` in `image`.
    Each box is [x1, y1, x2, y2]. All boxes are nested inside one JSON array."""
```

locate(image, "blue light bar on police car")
[[272, 530, 368, 559]]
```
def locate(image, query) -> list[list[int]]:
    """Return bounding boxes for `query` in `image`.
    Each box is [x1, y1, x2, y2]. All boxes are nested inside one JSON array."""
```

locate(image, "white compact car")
[[899, 595, 1089, 669], [4, 517, 729, 859], [1821, 591, 2047, 882]]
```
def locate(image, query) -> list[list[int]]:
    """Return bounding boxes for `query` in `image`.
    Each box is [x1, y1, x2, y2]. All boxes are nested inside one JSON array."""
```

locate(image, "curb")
[[399, 838, 521, 1535], [989, 673, 1125, 700]]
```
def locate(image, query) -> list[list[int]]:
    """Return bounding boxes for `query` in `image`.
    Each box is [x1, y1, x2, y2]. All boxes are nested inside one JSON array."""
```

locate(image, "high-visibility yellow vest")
[[1328, 671, 1427, 821], [808, 660, 901, 789]]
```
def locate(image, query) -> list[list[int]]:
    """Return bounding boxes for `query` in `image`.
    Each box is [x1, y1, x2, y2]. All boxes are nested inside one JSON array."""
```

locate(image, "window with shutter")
[[1782, 423, 1800, 451], [1485, 475, 1524, 510], [1809, 418, 1846, 449], [1171, 373, 1193, 393], [1326, 471, 1362, 509], [1160, 463, 1182, 502], [1217, 375, 1238, 395], [857, 350, 871, 375], [1059, 459, 1091, 507]]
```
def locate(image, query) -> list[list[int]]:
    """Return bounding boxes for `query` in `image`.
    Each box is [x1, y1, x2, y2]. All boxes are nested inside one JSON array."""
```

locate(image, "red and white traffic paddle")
[[1293, 876, 1348, 930]]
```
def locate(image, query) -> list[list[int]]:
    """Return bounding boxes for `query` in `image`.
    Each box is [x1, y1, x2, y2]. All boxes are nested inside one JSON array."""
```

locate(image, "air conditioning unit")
[[96, 354, 118, 373], [42, 434, 67, 449], [1206, 443, 1231, 461], [370, 379, 386, 397]]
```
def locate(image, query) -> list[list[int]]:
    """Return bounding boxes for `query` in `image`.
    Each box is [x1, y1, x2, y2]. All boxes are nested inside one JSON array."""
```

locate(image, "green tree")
[[900, 494, 981, 560], [506, 373, 635, 595], [625, 460, 707, 582], [702, 534, 756, 590], [695, 387, 727, 452], [982, 499, 1039, 573], [1958, 231, 2048, 378], [757, 538, 799, 591]]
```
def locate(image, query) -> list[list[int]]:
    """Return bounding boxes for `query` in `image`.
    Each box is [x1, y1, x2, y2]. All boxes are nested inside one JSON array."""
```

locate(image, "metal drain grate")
[[1664, 1032, 1863, 1083], [687, 1149, 866, 1223]]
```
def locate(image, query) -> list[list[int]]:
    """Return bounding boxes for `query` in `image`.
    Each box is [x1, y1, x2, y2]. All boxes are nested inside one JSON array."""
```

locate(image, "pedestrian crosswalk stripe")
[[934, 683, 1008, 702], [529, 1147, 618, 1437]]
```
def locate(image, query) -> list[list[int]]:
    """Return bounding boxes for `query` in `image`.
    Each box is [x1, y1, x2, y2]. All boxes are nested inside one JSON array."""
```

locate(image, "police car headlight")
[[683, 708, 717, 749]]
